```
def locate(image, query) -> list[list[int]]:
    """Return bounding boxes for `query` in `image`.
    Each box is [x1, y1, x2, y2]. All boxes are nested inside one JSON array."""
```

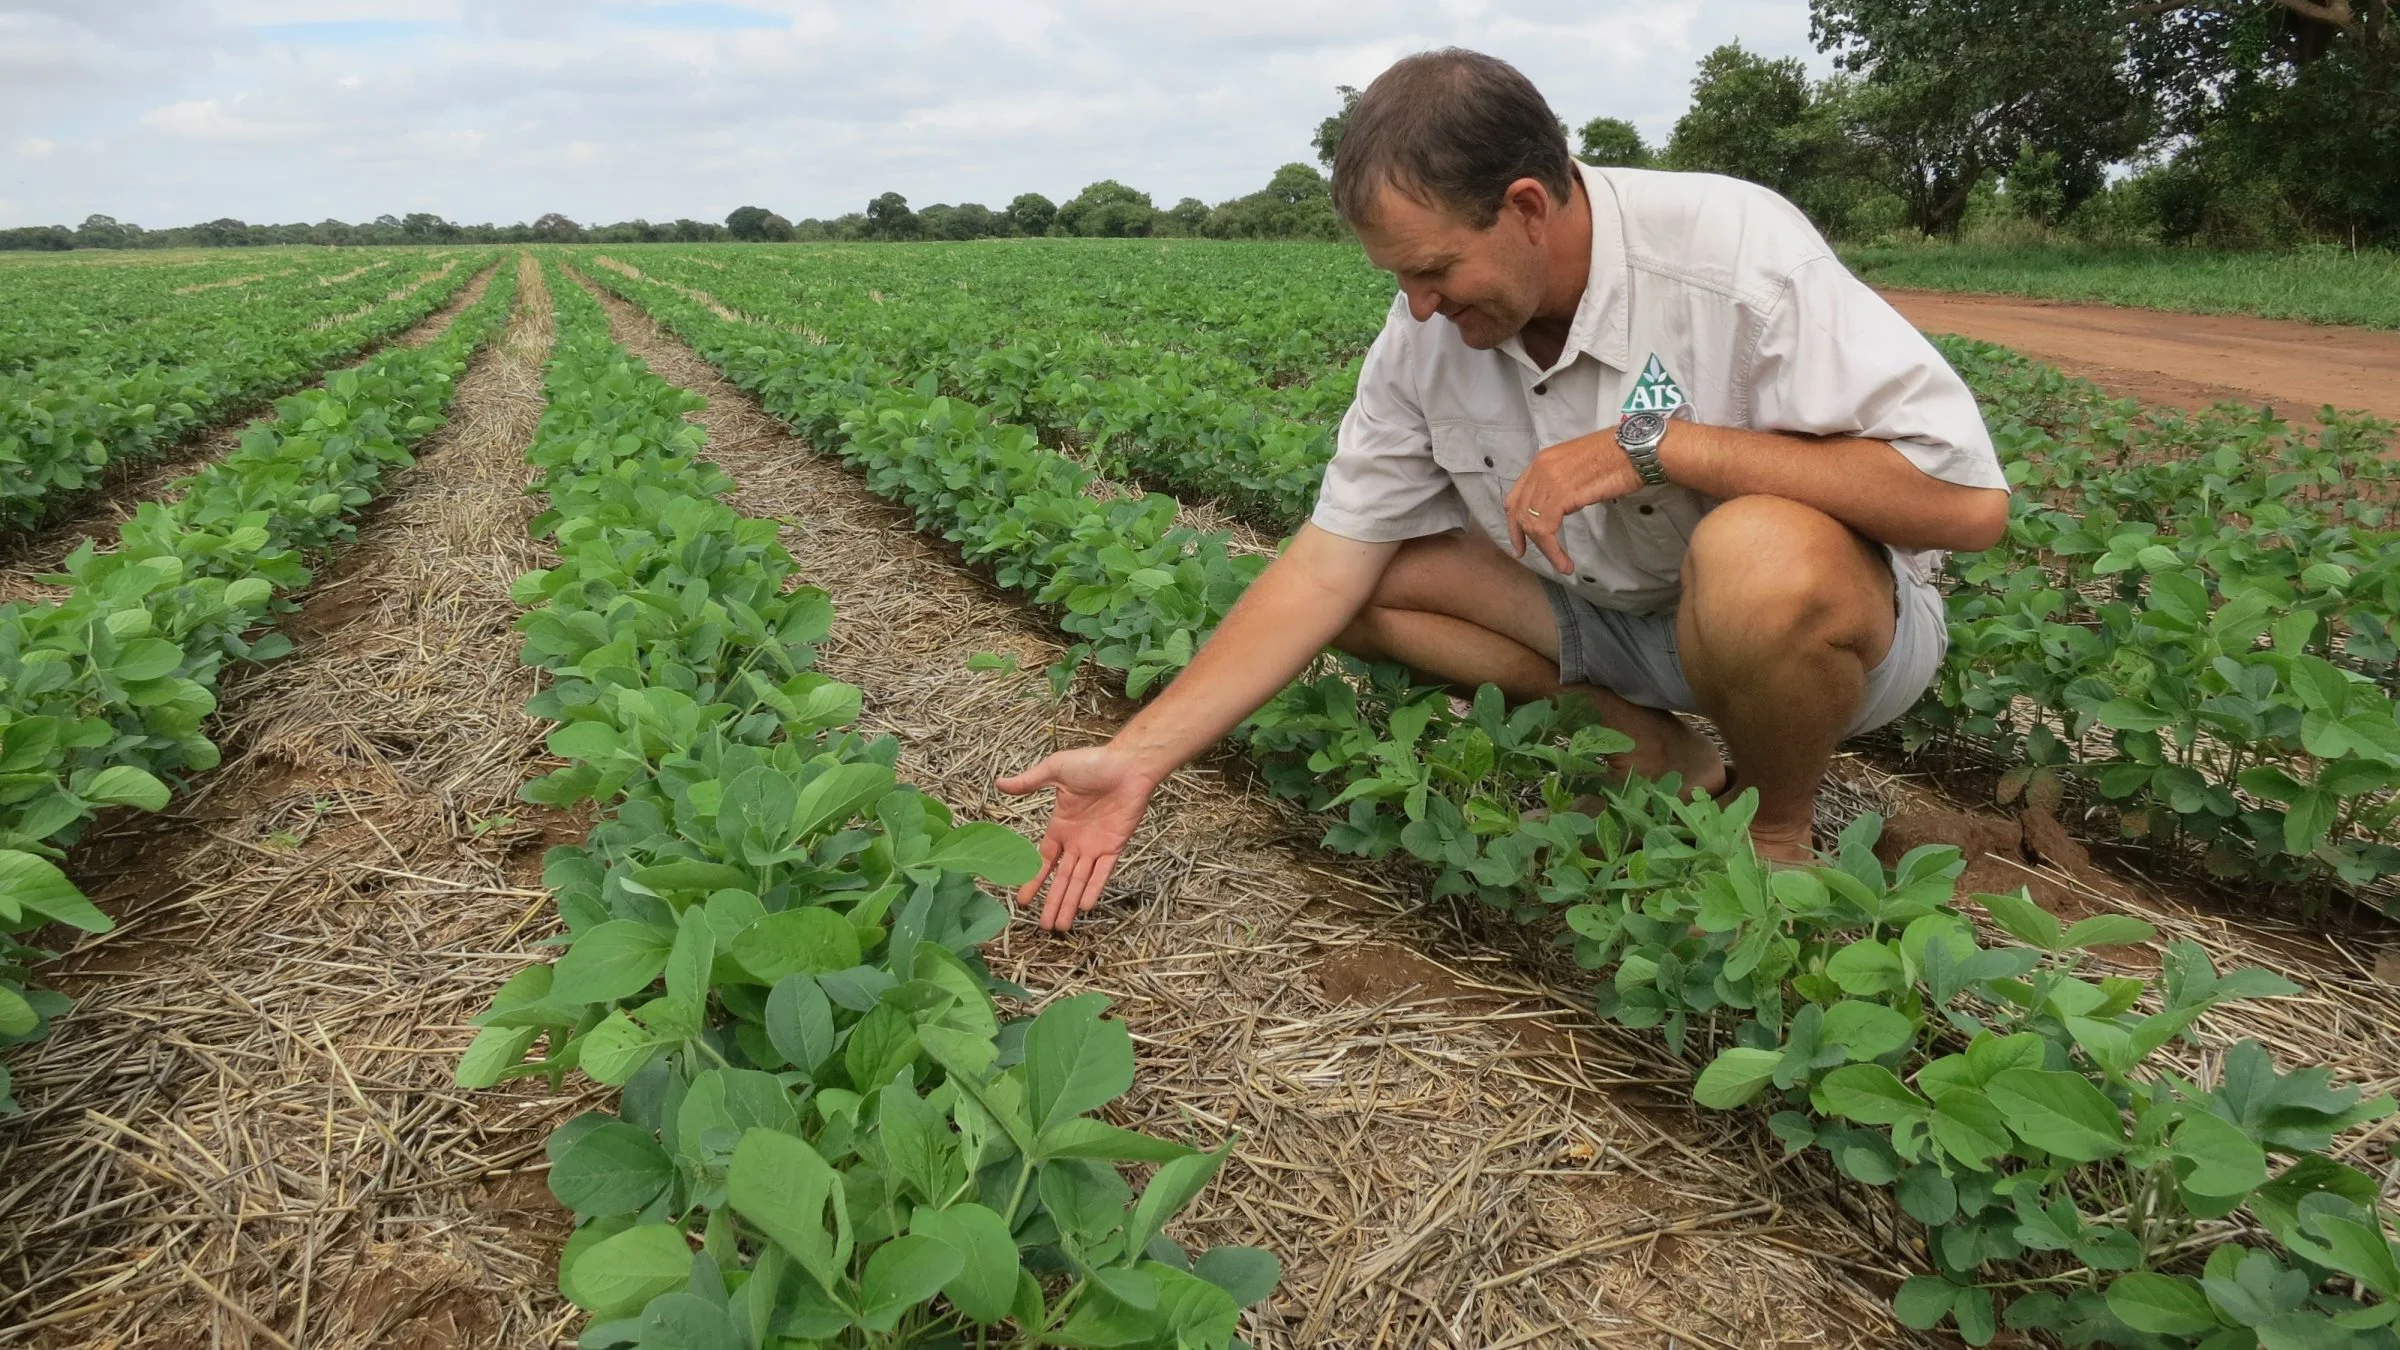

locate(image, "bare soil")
[[1880, 287, 2400, 421]]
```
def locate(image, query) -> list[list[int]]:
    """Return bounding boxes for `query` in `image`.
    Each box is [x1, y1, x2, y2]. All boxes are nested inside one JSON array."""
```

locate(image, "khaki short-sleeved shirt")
[[1312, 162, 2007, 614]]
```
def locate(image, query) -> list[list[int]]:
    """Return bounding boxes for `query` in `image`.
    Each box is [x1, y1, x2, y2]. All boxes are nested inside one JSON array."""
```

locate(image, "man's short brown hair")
[[1330, 49, 1577, 229]]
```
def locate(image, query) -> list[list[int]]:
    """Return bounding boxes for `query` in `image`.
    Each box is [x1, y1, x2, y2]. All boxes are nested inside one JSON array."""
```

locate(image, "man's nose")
[[1400, 281, 1444, 323]]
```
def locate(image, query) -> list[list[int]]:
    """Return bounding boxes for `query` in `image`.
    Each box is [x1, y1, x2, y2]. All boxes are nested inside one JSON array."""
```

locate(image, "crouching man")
[[999, 48, 2010, 930]]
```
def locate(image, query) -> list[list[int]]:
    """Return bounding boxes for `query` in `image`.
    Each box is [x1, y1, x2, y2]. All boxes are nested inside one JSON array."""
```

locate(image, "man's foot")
[[1715, 768, 1817, 864], [1613, 716, 1726, 799]]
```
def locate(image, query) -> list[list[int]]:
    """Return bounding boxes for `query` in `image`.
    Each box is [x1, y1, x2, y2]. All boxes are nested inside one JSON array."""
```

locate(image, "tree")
[[74, 214, 136, 249], [1203, 163, 1345, 240], [1811, 0, 2145, 237], [920, 202, 1002, 240], [532, 212, 585, 242], [1661, 44, 1866, 232], [1313, 85, 1362, 168], [2126, 0, 2398, 244], [866, 192, 919, 241], [1005, 192, 1057, 237], [1577, 117, 1654, 167], [1057, 180, 1157, 237], [726, 205, 794, 241], [400, 212, 459, 243], [1162, 197, 1210, 235]]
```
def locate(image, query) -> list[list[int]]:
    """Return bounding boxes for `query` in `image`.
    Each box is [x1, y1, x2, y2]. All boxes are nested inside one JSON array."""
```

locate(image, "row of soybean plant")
[[639, 243, 2400, 908], [0, 262, 520, 1114], [456, 265, 1277, 1350], [586, 253, 2400, 1350], [0, 252, 497, 531]]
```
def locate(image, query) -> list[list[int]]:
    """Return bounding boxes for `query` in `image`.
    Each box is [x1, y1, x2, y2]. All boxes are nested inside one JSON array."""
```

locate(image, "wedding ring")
[[1525, 507, 1542, 518]]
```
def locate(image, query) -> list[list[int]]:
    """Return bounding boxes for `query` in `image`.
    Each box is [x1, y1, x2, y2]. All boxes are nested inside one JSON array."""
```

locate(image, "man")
[[999, 49, 2009, 932]]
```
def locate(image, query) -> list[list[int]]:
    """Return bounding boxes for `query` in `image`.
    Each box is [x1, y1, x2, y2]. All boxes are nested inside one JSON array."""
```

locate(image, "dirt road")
[[1879, 288, 2400, 422]]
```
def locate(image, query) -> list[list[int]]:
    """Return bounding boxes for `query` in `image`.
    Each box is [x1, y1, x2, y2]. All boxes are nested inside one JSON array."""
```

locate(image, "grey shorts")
[[1540, 546, 1947, 738]]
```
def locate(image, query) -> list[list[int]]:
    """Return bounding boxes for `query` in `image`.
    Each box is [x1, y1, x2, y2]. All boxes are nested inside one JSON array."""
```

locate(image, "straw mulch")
[[576, 273, 1923, 1350], [0, 256, 583, 1349], [0, 258, 507, 602]]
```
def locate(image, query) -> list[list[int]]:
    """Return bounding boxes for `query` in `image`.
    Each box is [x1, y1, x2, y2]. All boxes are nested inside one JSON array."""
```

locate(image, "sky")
[[0, 0, 1827, 231]]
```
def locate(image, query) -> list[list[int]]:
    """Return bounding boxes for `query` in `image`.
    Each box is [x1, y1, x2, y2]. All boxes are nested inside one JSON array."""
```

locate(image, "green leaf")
[[1976, 890, 2064, 951], [1929, 1089, 2014, 1170], [1985, 1068, 2125, 1162], [1817, 1064, 1929, 1125], [1021, 992, 1136, 1135], [1819, 1000, 1916, 1060], [454, 1023, 540, 1088], [2061, 915, 2157, 949], [1126, 1140, 1231, 1259], [80, 766, 170, 812], [765, 973, 837, 1074], [0, 850, 112, 933], [565, 1222, 693, 1317], [2107, 1272, 2221, 1335], [111, 637, 184, 682], [0, 985, 38, 1038], [550, 921, 674, 1005], [854, 1234, 964, 1332], [2302, 1207, 2400, 1299], [911, 1202, 1019, 1325], [731, 908, 861, 983], [1192, 1245, 1280, 1307], [1037, 1117, 1199, 1162], [1892, 1275, 1957, 1329], [789, 761, 896, 840], [1693, 1047, 1782, 1109], [919, 822, 1041, 885], [577, 1010, 675, 1086], [2172, 1110, 2269, 1198], [548, 1120, 675, 1217], [726, 1128, 852, 1296]]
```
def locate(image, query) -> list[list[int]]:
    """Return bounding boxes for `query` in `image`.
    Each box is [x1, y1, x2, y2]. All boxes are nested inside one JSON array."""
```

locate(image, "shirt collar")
[[1503, 160, 1631, 376]]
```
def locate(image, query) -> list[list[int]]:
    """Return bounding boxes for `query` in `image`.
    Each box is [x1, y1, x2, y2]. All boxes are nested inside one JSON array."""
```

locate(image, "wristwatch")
[[1617, 410, 1672, 487]]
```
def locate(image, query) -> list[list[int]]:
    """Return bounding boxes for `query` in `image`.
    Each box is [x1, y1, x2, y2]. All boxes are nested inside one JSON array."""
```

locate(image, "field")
[[1842, 242, 2400, 332], [0, 240, 2395, 1350]]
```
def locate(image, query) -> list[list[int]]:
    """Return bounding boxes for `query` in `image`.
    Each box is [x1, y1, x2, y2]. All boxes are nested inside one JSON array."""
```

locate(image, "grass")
[[1838, 241, 2400, 330]]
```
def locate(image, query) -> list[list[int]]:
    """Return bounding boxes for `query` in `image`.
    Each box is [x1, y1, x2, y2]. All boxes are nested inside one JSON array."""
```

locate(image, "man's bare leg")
[[1677, 496, 1897, 861], [1331, 530, 1726, 793]]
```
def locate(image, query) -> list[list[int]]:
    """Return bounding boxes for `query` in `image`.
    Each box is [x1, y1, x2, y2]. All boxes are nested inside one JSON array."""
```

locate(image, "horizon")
[[2, 0, 1825, 232]]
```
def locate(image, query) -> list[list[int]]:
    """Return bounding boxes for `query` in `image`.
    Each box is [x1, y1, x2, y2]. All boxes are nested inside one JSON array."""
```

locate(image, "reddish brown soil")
[[1878, 288, 2400, 421]]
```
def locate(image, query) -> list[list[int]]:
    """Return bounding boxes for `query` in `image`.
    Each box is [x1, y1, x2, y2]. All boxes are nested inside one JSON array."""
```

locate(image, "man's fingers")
[[1076, 853, 1122, 918], [1014, 834, 1063, 907], [1042, 852, 1100, 932], [1538, 529, 1575, 574], [995, 761, 1055, 796]]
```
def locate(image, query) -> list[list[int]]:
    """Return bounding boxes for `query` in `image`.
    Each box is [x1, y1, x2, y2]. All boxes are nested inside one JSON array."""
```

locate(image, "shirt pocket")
[[1428, 421, 1524, 548]]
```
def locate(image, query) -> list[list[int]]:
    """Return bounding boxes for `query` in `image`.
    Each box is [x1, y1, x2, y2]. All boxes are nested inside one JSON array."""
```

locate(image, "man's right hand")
[[993, 526, 1398, 934], [995, 746, 1160, 931]]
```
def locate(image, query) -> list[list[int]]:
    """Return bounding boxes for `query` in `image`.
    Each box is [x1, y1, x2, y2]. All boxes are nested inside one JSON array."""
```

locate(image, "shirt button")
[[1638, 504, 1656, 515], [1532, 382, 1549, 395], [1580, 575, 1596, 584], [1482, 456, 1494, 467]]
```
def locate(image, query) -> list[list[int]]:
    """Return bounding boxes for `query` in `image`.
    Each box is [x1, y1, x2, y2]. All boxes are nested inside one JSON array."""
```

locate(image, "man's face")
[[1353, 180, 1549, 350]]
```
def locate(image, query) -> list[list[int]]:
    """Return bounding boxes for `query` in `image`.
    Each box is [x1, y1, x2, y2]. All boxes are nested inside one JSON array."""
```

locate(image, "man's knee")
[[1683, 496, 1889, 656]]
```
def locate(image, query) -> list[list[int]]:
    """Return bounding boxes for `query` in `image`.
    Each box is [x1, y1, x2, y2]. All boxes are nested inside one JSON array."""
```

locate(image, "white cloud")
[[3, 0, 1826, 228], [16, 138, 55, 157]]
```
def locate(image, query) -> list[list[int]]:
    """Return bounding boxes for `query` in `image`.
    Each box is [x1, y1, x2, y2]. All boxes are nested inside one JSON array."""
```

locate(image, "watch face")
[[1619, 411, 1666, 445]]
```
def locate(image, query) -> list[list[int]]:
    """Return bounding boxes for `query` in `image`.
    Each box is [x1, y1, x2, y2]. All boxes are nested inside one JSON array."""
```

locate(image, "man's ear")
[[1499, 176, 1557, 242]]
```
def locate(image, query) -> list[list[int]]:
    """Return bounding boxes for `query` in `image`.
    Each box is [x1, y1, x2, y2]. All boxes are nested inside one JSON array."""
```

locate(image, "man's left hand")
[[1504, 430, 1646, 573]]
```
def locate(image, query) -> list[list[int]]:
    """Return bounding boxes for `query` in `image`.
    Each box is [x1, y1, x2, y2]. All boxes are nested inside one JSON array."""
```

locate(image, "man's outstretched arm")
[[997, 524, 1400, 931]]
